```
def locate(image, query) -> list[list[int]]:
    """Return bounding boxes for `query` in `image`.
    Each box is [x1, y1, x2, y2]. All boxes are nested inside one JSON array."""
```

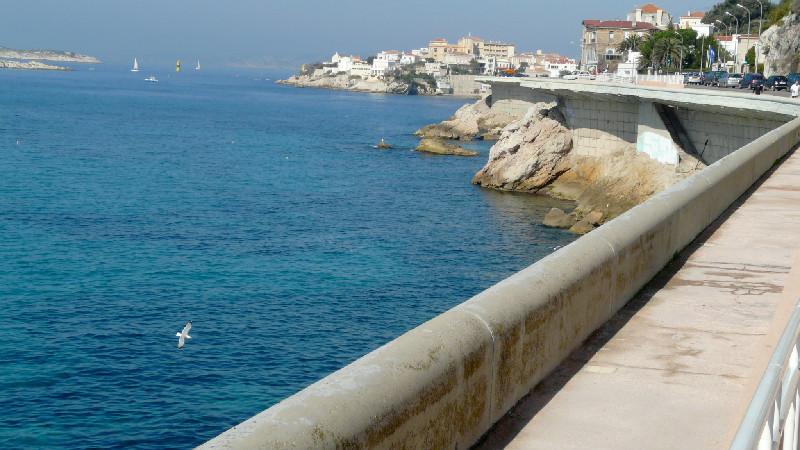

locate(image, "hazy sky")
[[1, 0, 717, 69]]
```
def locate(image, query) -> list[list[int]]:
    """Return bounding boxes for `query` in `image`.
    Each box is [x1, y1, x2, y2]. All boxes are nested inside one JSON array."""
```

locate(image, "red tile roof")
[[582, 20, 659, 30], [461, 36, 484, 41], [636, 3, 663, 13], [681, 11, 705, 18]]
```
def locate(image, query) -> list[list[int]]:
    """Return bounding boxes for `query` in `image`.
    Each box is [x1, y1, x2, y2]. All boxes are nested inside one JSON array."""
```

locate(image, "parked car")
[[720, 73, 742, 87], [576, 71, 596, 80], [684, 72, 702, 84], [739, 73, 765, 89], [708, 71, 729, 86], [765, 75, 788, 91], [786, 73, 800, 88]]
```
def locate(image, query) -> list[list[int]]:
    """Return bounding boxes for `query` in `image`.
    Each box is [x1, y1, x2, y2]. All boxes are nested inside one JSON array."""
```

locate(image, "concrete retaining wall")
[[487, 82, 791, 164], [199, 120, 800, 450]]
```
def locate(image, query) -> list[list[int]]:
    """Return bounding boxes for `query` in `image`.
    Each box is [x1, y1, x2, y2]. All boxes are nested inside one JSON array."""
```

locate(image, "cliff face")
[[761, 13, 800, 75]]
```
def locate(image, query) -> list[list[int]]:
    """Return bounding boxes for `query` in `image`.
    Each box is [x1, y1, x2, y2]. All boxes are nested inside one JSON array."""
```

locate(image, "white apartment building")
[[400, 53, 419, 65], [349, 61, 372, 78]]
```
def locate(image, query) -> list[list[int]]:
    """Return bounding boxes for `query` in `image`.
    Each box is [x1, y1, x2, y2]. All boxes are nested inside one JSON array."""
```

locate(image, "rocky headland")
[[278, 72, 436, 95], [0, 46, 100, 71], [0, 47, 100, 64], [0, 60, 72, 71], [419, 98, 703, 233]]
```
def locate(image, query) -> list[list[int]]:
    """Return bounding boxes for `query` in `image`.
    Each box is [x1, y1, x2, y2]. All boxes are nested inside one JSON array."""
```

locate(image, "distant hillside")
[[0, 46, 101, 64]]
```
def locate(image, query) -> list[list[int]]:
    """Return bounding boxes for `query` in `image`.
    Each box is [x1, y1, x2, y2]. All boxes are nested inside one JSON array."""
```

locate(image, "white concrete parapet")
[[199, 98, 800, 450]]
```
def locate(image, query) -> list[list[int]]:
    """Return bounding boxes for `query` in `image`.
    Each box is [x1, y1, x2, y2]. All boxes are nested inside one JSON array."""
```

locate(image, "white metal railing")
[[731, 297, 800, 450], [595, 73, 636, 84], [635, 74, 684, 85]]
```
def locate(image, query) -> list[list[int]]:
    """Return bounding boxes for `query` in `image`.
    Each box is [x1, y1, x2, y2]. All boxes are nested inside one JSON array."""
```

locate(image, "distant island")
[[0, 46, 101, 71]]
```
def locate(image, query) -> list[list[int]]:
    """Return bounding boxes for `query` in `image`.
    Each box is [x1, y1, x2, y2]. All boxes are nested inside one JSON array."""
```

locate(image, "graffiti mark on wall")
[[637, 131, 678, 165]]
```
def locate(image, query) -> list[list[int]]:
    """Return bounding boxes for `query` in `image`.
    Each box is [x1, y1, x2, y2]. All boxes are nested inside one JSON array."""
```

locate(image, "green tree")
[[617, 33, 646, 54], [518, 62, 529, 73], [745, 46, 756, 67]]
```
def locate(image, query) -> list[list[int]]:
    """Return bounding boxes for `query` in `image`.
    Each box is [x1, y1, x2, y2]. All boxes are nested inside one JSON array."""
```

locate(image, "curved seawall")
[[199, 114, 800, 449]]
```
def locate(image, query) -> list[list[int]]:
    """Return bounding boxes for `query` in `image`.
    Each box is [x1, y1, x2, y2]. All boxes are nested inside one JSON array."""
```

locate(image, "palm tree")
[[652, 36, 683, 69], [617, 34, 645, 54]]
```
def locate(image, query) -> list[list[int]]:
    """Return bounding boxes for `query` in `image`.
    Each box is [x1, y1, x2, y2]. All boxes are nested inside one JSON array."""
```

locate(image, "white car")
[[576, 71, 596, 80], [562, 72, 578, 80]]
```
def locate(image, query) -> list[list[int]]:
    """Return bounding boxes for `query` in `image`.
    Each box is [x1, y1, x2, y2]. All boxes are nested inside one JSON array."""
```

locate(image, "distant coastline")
[[0, 46, 100, 71]]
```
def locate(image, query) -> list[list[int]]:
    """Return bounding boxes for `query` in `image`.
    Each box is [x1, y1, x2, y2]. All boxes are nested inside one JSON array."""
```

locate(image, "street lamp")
[[725, 12, 739, 70], [715, 19, 728, 36], [671, 30, 684, 74], [754, 0, 763, 72], [737, 3, 751, 72]]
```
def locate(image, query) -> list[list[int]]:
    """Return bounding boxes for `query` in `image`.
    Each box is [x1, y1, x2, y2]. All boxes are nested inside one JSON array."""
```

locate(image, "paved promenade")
[[474, 147, 800, 449]]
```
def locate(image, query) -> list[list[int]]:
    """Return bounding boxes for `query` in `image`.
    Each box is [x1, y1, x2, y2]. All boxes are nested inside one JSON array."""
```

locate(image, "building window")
[[609, 31, 615, 40]]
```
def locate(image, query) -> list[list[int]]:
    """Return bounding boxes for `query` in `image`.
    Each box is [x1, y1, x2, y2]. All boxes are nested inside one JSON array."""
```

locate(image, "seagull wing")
[[182, 322, 192, 335], [178, 334, 186, 349]]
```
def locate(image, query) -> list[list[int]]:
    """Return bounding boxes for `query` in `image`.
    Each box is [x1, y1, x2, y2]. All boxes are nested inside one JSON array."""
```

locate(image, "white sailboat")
[[195, 60, 200, 70], [131, 58, 139, 72]]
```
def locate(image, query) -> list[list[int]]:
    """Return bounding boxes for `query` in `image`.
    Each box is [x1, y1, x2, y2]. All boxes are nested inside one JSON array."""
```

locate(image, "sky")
[[1, 0, 720, 70]]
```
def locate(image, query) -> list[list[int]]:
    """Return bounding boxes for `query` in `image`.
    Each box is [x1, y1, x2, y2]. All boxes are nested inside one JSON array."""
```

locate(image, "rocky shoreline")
[[0, 46, 101, 71], [0, 47, 101, 64], [277, 72, 482, 97], [0, 60, 72, 71], [415, 97, 704, 234]]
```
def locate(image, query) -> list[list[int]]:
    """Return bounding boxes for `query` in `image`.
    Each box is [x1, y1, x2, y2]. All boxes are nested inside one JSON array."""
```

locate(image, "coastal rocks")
[[472, 102, 572, 191], [415, 137, 478, 156], [0, 60, 71, 71], [0, 46, 101, 64], [414, 96, 519, 141], [277, 72, 434, 95], [376, 140, 394, 148], [543, 145, 697, 226], [543, 208, 578, 228]]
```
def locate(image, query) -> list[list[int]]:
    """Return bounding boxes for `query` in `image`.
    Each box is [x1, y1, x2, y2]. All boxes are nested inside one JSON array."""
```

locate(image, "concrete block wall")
[[199, 121, 800, 450], [675, 108, 785, 164], [488, 82, 555, 116], [562, 97, 639, 157]]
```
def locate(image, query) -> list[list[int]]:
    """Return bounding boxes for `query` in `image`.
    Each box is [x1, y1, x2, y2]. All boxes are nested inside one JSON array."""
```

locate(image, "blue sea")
[[0, 64, 577, 449]]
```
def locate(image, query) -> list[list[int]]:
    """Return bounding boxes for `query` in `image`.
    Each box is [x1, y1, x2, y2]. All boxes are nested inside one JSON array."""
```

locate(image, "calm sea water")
[[0, 64, 576, 449]]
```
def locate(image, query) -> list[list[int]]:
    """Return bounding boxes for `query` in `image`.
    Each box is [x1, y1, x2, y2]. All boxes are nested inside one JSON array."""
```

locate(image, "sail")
[[196, 61, 200, 70], [132, 58, 139, 72]]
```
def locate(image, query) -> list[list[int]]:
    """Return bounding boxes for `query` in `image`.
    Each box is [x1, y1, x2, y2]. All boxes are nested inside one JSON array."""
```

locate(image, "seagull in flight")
[[176, 321, 192, 349]]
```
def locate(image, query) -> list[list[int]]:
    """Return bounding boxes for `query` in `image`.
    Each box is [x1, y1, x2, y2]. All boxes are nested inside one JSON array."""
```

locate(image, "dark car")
[[765, 75, 788, 91], [739, 73, 765, 89], [786, 73, 800, 89], [704, 70, 721, 86], [710, 71, 729, 87]]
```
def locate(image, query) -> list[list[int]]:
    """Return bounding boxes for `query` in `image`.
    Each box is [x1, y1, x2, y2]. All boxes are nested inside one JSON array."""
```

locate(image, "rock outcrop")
[[277, 72, 436, 95], [761, 13, 800, 76], [469, 101, 699, 234], [0, 46, 100, 64], [0, 60, 71, 71], [472, 102, 573, 190], [414, 96, 519, 141], [415, 137, 478, 156]]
